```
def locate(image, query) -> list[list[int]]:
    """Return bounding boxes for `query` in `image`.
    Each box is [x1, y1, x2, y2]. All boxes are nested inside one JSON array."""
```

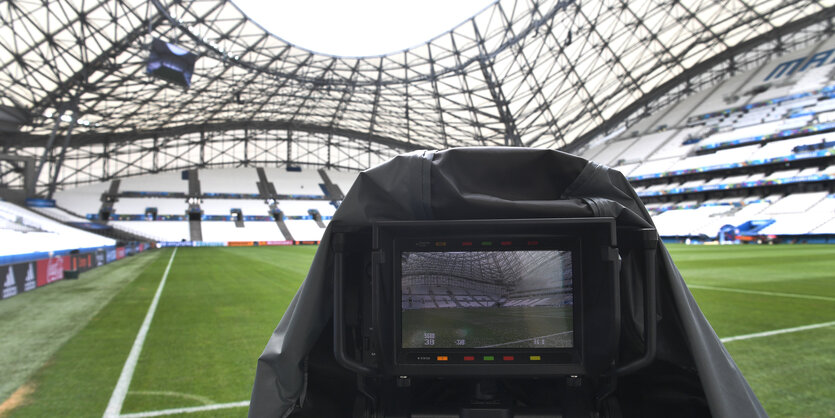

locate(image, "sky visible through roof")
[[231, 0, 497, 57]]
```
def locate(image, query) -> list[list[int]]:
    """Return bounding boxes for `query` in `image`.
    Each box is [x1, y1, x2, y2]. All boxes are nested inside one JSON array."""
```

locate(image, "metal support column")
[[47, 112, 78, 198]]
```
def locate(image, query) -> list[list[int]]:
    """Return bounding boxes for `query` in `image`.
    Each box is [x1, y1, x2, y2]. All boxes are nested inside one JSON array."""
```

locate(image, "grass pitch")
[[0, 246, 314, 417], [0, 243, 831, 417], [402, 306, 572, 349], [666, 244, 835, 417]]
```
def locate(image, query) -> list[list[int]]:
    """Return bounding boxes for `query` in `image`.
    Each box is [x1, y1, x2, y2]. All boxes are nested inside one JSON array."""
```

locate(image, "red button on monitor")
[[503, 355, 514, 361], [463, 356, 475, 361]]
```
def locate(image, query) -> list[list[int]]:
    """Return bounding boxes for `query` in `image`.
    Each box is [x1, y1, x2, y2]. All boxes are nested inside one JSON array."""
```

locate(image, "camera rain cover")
[[249, 147, 766, 418]]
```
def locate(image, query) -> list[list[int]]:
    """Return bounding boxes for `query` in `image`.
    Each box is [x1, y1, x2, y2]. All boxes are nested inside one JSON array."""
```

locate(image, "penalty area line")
[[103, 248, 178, 418], [687, 284, 835, 302], [118, 400, 249, 418], [478, 331, 573, 348], [720, 320, 835, 343]]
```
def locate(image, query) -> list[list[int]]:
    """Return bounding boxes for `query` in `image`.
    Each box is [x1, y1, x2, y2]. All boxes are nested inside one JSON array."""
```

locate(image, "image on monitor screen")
[[401, 250, 573, 349]]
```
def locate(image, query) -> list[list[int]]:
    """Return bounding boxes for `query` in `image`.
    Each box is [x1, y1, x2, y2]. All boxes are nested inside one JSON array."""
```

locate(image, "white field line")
[[118, 401, 249, 418], [477, 331, 573, 348], [103, 248, 178, 418], [117, 322, 834, 418], [119, 321, 833, 417], [129, 390, 215, 406], [687, 284, 835, 302], [721, 320, 835, 343]]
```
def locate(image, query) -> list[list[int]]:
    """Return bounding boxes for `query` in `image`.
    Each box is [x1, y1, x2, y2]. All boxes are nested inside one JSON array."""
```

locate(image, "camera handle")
[[613, 228, 658, 375], [334, 249, 379, 376]]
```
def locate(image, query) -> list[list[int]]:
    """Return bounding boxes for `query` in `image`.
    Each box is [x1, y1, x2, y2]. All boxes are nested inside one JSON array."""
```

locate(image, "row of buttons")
[[428, 355, 541, 362], [421, 240, 542, 247]]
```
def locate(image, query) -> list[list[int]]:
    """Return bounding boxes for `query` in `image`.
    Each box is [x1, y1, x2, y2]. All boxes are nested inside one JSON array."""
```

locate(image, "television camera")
[[332, 218, 658, 417]]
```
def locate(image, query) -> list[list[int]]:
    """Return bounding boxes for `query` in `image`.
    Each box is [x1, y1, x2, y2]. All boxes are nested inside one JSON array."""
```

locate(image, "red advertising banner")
[[36, 256, 65, 287], [116, 247, 126, 259]]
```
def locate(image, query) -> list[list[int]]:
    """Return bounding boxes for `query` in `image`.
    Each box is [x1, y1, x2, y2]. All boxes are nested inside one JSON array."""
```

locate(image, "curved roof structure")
[[2, 0, 835, 194]]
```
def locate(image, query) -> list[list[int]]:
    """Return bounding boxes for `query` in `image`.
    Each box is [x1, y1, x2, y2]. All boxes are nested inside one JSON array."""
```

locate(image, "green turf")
[[3, 246, 314, 417], [1, 243, 832, 417], [4, 249, 173, 417], [121, 246, 314, 414], [402, 306, 572, 348], [667, 244, 835, 418], [0, 250, 162, 405]]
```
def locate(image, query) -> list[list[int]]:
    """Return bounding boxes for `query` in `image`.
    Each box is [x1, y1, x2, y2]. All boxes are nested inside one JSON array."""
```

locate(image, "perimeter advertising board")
[[265, 241, 294, 246], [2, 262, 37, 300], [36, 256, 65, 287], [95, 249, 106, 267], [228, 241, 255, 247], [1, 244, 153, 302], [66, 253, 95, 272]]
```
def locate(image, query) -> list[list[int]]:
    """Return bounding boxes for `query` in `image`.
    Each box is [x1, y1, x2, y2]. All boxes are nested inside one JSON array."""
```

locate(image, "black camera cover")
[[249, 147, 766, 418]]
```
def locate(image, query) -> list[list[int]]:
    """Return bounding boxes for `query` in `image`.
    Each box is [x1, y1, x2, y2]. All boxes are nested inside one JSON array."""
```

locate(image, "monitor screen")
[[400, 249, 574, 350]]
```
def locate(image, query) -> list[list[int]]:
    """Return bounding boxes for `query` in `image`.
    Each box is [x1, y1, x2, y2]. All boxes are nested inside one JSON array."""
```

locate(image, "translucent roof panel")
[[2, 0, 835, 193]]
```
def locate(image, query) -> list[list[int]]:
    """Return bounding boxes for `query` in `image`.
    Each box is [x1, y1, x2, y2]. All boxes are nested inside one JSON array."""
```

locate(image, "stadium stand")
[[323, 170, 360, 195], [283, 220, 326, 242], [114, 198, 188, 216], [277, 200, 335, 217], [120, 172, 188, 193], [30, 206, 89, 224], [39, 166, 348, 244], [200, 168, 260, 194], [0, 200, 115, 256], [580, 36, 835, 242], [263, 168, 323, 196], [201, 199, 270, 216], [201, 221, 283, 242], [10, 24, 835, 247], [53, 182, 111, 218], [108, 220, 190, 242], [1, 0, 831, 251]]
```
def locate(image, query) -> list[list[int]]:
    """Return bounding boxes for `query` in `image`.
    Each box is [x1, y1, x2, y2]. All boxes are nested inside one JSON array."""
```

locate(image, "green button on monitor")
[[483, 355, 494, 361]]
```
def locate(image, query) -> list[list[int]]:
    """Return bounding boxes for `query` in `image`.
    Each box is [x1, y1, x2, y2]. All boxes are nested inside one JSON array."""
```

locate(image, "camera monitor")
[[397, 239, 580, 374], [334, 218, 625, 378], [401, 248, 574, 350]]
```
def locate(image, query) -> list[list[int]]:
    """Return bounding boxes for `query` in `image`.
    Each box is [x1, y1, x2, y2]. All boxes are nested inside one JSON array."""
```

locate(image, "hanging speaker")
[[146, 38, 199, 88]]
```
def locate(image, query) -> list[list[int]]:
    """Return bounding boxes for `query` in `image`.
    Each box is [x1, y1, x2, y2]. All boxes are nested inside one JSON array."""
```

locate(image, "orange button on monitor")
[[437, 355, 448, 361]]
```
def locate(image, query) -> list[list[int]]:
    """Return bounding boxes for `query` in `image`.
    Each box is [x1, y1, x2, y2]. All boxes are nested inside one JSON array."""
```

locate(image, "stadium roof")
[[2, 0, 835, 193]]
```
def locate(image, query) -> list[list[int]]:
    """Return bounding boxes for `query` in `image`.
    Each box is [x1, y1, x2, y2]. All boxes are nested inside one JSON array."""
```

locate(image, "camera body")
[[332, 218, 657, 417]]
